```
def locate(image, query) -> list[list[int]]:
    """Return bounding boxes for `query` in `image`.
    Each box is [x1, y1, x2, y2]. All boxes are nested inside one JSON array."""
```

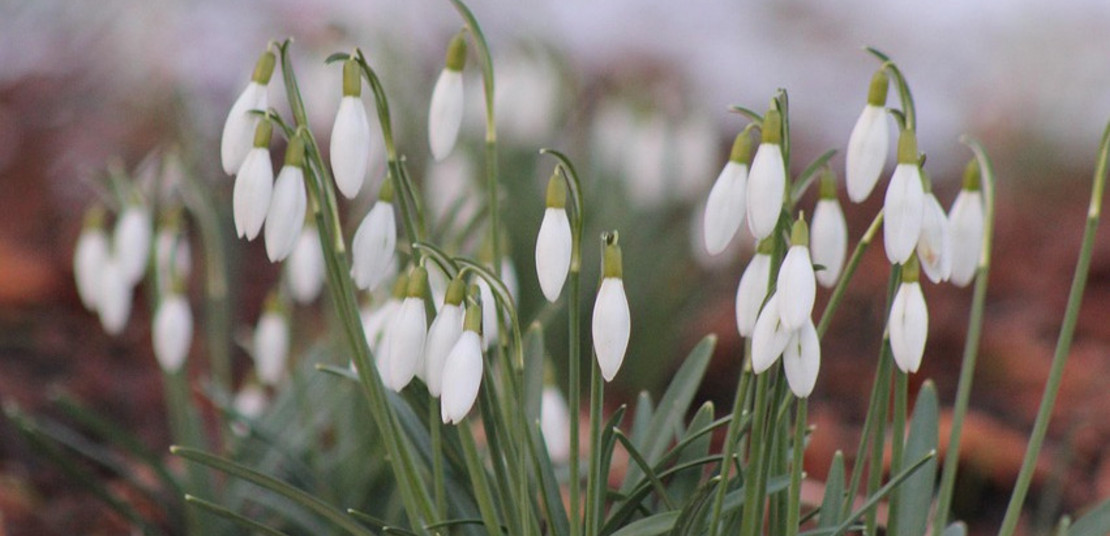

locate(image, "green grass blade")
[[817, 452, 845, 529], [185, 494, 293, 536], [894, 381, 939, 536], [667, 402, 715, 501], [613, 430, 675, 510], [630, 391, 655, 447], [608, 511, 680, 536]]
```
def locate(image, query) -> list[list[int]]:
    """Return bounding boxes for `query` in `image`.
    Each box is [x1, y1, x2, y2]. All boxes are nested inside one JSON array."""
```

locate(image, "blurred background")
[[3, 0, 1110, 534]]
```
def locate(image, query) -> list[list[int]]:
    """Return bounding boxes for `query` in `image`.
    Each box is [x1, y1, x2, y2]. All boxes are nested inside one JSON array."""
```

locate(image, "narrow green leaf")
[[614, 430, 676, 510], [525, 420, 571, 536], [894, 382, 939, 536], [817, 451, 845, 529], [173, 446, 377, 536], [347, 509, 419, 536], [817, 451, 936, 536], [186, 494, 293, 536], [943, 521, 968, 536], [524, 322, 545, 424], [1068, 496, 1110, 536], [631, 391, 655, 448], [790, 149, 838, 204], [324, 52, 351, 65], [622, 336, 716, 491], [668, 402, 715, 500], [609, 511, 680, 536], [671, 476, 719, 535]]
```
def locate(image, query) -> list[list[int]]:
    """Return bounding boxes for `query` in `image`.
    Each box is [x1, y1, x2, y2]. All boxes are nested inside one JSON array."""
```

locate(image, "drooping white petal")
[[883, 163, 925, 264], [846, 104, 890, 203], [441, 330, 483, 424], [98, 258, 132, 335], [541, 386, 572, 463], [746, 143, 786, 240], [253, 311, 289, 386], [233, 147, 274, 240], [948, 190, 984, 287], [735, 252, 771, 337], [917, 193, 952, 283], [384, 297, 427, 392], [361, 299, 398, 355], [703, 161, 748, 255], [424, 303, 464, 397], [351, 201, 397, 290], [264, 166, 307, 262], [501, 258, 519, 301], [114, 205, 152, 285], [74, 227, 109, 311], [429, 69, 464, 161], [889, 282, 928, 373], [155, 228, 191, 287], [777, 245, 816, 331], [751, 294, 791, 373], [535, 208, 572, 302], [783, 320, 820, 397], [330, 95, 371, 199], [153, 294, 192, 373], [287, 227, 325, 304], [810, 198, 848, 287], [592, 277, 630, 382], [478, 279, 499, 350], [221, 82, 268, 175]]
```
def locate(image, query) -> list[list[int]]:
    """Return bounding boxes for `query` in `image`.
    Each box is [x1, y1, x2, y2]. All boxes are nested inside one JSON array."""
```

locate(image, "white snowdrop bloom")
[[810, 174, 848, 288], [746, 109, 786, 240], [114, 202, 152, 285], [536, 174, 573, 302], [286, 223, 324, 304], [351, 182, 397, 291], [253, 301, 289, 386], [383, 267, 429, 392], [592, 234, 630, 382], [222, 51, 275, 175], [331, 59, 371, 199], [233, 120, 274, 241], [441, 304, 484, 424], [74, 208, 109, 311], [152, 292, 192, 373], [477, 278, 499, 350], [735, 243, 772, 337], [264, 137, 307, 262], [427, 263, 450, 312], [751, 293, 791, 374], [424, 278, 465, 397], [541, 386, 572, 464], [889, 264, 929, 374], [362, 293, 400, 356], [846, 70, 890, 203], [429, 34, 467, 161], [501, 257, 519, 302], [783, 319, 820, 398], [948, 160, 985, 287], [777, 219, 816, 331], [703, 133, 751, 255], [917, 190, 952, 283], [883, 130, 924, 264], [98, 257, 132, 335], [155, 219, 191, 289], [233, 383, 268, 420]]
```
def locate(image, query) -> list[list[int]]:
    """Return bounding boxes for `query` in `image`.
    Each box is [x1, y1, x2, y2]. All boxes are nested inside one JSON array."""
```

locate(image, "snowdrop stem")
[[707, 340, 753, 536], [785, 398, 808, 536], [740, 371, 771, 536], [865, 47, 916, 131], [933, 139, 997, 535], [429, 403, 447, 519], [584, 358, 605, 536], [998, 120, 1110, 536], [163, 365, 212, 533], [886, 369, 909, 536], [817, 210, 884, 338], [863, 345, 893, 535], [458, 423, 503, 536]]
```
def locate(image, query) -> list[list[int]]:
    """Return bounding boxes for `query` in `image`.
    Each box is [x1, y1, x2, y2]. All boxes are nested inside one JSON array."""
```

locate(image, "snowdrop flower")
[[535, 173, 573, 302], [330, 59, 371, 199], [477, 278, 498, 350], [222, 50, 275, 175], [751, 293, 791, 374], [777, 217, 816, 331], [441, 303, 484, 424], [383, 266, 429, 392], [363, 274, 407, 358], [114, 199, 152, 285], [152, 288, 192, 373], [783, 319, 820, 398], [74, 206, 109, 311], [253, 295, 289, 386], [541, 385, 572, 463], [286, 222, 325, 304], [846, 69, 890, 203], [154, 211, 191, 291], [810, 171, 848, 288], [948, 159, 984, 287], [264, 135, 307, 262], [351, 180, 397, 291], [889, 256, 928, 373], [98, 257, 132, 336], [428, 33, 467, 161], [592, 232, 630, 382], [917, 184, 952, 283], [233, 119, 274, 241], [424, 277, 465, 397], [703, 132, 752, 255], [883, 129, 924, 264], [747, 108, 786, 240], [735, 239, 773, 337]]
